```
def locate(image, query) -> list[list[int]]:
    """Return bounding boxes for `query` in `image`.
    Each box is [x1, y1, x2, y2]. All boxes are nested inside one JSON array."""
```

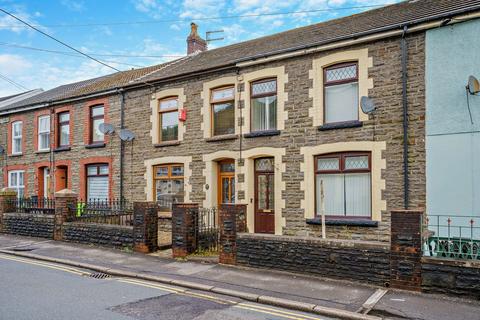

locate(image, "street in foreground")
[[0, 254, 333, 320]]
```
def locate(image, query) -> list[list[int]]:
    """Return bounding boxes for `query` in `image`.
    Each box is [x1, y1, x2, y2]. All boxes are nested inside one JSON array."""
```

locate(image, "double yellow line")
[[0, 254, 89, 276], [0, 255, 327, 320], [117, 278, 327, 320]]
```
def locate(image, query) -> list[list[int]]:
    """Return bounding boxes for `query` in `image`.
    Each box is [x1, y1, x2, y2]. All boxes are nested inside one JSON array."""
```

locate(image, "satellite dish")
[[0, 145, 4, 154], [99, 123, 115, 135], [467, 75, 480, 95], [360, 96, 376, 114], [119, 129, 135, 142]]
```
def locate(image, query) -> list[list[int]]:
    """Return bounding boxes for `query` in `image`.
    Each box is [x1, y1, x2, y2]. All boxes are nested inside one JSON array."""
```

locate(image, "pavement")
[[0, 234, 479, 320]]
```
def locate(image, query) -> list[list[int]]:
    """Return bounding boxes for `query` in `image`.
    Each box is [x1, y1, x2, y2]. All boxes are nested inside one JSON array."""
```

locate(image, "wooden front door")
[[218, 160, 235, 205], [254, 158, 275, 234]]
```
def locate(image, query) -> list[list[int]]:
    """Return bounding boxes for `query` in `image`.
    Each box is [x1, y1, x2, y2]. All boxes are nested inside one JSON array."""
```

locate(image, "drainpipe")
[[118, 89, 125, 201], [401, 25, 409, 210]]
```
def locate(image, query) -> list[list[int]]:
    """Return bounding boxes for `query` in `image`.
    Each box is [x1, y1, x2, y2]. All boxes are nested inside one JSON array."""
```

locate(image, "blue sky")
[[0, 0, 399, 96]]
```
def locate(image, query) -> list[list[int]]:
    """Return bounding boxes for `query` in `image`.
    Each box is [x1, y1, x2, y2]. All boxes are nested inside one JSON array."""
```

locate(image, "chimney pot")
[[187, 22, 207, 55]]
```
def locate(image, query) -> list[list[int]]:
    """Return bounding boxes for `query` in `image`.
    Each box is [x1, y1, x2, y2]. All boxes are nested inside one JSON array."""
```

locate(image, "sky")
[[0, 0, 400, 97]]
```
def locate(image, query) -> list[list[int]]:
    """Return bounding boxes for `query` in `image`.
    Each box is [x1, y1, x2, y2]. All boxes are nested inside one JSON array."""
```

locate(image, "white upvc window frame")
[[38, 115, 50, 151], [8, 170, 25, 198], [11, 121, 22, 155]]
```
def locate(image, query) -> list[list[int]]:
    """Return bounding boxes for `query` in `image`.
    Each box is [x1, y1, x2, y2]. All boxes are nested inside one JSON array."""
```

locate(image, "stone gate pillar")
[[54, 189, 77, 241], [172, 203, 198, 258], [390, 209, 423, 291], [219, 204, 247, 265], [133, 202, 158, 253], [0, 188, 17, 232]]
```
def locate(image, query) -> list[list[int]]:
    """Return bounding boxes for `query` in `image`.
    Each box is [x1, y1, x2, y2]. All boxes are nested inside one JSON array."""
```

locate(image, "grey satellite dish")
[[360, 96, 376, 114], [0, 145, 4, 154], [99, 123, 115, 135], [467, 75, 480, 95], [119, 129, 135, 142]]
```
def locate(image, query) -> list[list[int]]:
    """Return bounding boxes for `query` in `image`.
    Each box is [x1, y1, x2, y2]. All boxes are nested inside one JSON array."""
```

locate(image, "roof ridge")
[[130, 55, 192, 84]]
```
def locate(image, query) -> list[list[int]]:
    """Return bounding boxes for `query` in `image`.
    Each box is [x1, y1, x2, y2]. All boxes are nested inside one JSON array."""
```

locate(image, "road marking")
[[237, 303, 326, 320], [117, 279, 181, 293], [234, 305, 319, 320], [0, 254, 88, 276]]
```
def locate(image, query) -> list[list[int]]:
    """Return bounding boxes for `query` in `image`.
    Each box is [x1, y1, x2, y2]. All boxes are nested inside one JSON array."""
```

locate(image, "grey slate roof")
[[3, 0, 480, 114]]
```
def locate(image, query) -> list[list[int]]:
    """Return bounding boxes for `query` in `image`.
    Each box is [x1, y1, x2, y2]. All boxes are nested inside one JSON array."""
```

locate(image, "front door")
[[254, 158, 275, 234], [218, 160, 235, 205]]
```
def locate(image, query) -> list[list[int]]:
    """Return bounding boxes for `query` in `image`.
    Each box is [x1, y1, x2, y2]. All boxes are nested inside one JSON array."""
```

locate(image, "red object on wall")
[[179, 108, 187, 121]]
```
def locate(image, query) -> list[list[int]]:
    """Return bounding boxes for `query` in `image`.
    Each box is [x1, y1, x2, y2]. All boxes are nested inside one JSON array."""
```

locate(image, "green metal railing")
[[423, 214, 480, 260]]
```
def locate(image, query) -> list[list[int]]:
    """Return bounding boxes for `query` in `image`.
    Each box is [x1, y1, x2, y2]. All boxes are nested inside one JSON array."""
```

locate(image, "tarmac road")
[[0, 254, 334, 320]]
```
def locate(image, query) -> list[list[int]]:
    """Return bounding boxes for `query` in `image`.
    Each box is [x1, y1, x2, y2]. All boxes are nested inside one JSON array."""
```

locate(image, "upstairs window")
[[251, 79, 277, 132], [58, 112, 70, 147], [159, 97, 178, 142], [38, 115, 50, 151], [211, 86, 235, 136], [315, 152, 371, 218], [90, 105, 104, 144], [324, 63, 359, 124], [11, 121, 22, 155]]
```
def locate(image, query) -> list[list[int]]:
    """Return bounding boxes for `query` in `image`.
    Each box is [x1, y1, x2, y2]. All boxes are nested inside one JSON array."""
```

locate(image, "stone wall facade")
[[2, 213, 54, 239], [422, 258, 480, 299], [63, 222, 133, 249], [0, 31, 427, 241], [236, 233, 390, 286]]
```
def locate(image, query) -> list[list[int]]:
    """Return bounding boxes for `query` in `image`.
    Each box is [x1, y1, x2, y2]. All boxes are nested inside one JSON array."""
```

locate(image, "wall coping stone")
[[3, 212, 54, 218], [63, 222, 133, 230], [55, 189, 78, 197], [422, 257, 480, 269], [0, 188, 17, 196], [237, 233, 389, 250]]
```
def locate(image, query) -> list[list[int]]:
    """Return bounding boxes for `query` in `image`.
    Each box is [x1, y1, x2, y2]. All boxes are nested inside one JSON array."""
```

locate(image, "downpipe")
[[401, 25, 409, 210]]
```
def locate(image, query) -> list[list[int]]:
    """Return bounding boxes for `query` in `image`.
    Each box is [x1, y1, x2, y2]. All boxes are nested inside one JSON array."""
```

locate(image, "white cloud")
[[60, 0, 86, 12], [0, 7, 45, 34], [0, 54, 32, 75], [131, 0, 165, 19], [179, 0, 226, 19]]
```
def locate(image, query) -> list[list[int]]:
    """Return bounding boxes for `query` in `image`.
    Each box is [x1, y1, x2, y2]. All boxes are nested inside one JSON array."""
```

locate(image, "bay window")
[[211, 86, 235, 136], [11, 121, 22, 155], [159, 97, 178, 142], [324, 63, 359, 124], [8, 170, 25, 198], [38, 115, 50, 151], [315, 152, 371, 218], [58, 112, 70, 147], [251, 79, 277, 132]]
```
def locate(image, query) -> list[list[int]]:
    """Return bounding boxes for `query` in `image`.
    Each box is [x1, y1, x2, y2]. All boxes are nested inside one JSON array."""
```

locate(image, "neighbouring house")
[[1, 0, 479, 243]]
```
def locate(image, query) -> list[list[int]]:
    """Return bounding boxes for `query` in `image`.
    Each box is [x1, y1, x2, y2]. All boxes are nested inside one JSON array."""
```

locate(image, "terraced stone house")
[[1, 0, 479, 242]]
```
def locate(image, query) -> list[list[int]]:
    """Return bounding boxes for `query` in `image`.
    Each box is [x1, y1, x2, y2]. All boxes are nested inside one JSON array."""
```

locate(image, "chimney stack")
[[187, 22, 207, 55]]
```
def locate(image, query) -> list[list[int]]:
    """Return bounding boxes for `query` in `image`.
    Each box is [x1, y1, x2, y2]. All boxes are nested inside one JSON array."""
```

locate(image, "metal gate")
[[194, 207, 219, 253]]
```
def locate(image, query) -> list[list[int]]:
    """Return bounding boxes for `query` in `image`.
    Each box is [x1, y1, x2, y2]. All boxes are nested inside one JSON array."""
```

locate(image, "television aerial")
[[360, 96, 376, 114], [99, 123, 115, 135], [119, 129, 135, 142]]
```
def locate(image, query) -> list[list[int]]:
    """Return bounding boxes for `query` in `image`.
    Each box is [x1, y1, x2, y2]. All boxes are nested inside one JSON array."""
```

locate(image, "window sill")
[[54, 146, 71, 153], [35, 150, 50, 154], [306, 218, 378, 227], [85, 143, 106, 149], [244, 130, 281, 138], [318, 120, 363, 131], [205, 134, 238, 142], [9, 153, 23, 157], [154, 141, 181, 147]]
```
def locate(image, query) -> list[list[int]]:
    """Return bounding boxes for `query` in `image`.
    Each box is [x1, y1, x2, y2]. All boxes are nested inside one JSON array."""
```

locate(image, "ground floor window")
[[153, 164, 184, 207], [86, 164, 109, 200], [315, 152, 371, 218], [8, 170, 25, 198]]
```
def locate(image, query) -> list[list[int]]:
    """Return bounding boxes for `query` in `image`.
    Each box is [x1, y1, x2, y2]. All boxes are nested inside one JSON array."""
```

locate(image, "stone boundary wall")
[[2, 213, 54, 239], [63, 222, 134, 249], [236, 233, 390, 286], [422, 257, 480, 298]]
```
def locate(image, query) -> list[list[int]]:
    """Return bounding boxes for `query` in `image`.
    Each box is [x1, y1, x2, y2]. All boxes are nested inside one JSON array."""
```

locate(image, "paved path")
[[1, 234, 479, 320], [0, 254, 334, 320]]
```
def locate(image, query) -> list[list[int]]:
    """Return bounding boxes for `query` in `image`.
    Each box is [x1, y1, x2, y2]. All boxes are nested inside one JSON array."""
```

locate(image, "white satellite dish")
[[360, 96, 376, 114], [467, 75, 480, 95], [119, 129, 135, 142], [99, 123, 115, 135]]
